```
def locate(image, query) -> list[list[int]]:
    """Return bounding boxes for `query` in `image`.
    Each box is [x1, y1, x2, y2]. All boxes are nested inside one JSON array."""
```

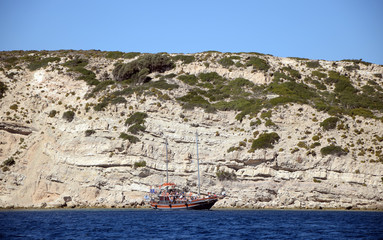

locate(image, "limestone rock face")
[[0, 51, 383, 209]]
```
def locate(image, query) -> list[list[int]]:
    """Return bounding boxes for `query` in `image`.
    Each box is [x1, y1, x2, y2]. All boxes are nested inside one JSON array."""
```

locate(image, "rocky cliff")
[[0, 50, 382, 209]]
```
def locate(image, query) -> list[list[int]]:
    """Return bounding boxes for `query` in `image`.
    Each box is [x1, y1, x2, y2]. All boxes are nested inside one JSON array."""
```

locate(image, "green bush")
[[216, 170, 237, 181], [3, 157, 15, 166], [260, 110, 272, 119], [312, 71, 327, 79], [85, 129, 96, 137], [310, 142, 321, 148], [265, 119, 276, 127], [218, 57, 235, 68], [119, 133, 140, 143], [227, 146, 241, 153], [94, 101, 108, 111], [325, 71, 350, 85], [105, 51, 124, 59], [251, 132, 280, 150], [62, 110, 75, 122], [198, 72, 224, 84], [273, 71, 292, 82], [320, 145, 347, 156], [178, 74, 198, 85], [320, 117, 339, 130], [89, 80, 115, 96], [112, 53, 174, 83], [311, 79, 327, 90], [246, 57, 270, 71], [312, 135, 320, 141], [177, 91, 211, 110], [63, 57, 99, 86], [282, 67, 301, 79], [125, 112, 148, 126], [27, 57, 60, 71], [172, 55, 195, 64], [341, 59, 371, 66], [267, 81, 317, 105], [128, 124, 146, 134], [63, 57, 88, 68], [123, 52, 141, 59], [10, 104, 18, 111], [306, 61, 321, 68], [344, 64, 360, 71], [250, 119, 261, 127], [0, 81, 7, 99], [48, 110, 57, 118], [349, 108, 374, 118], [297, 141, 308, 149], [134, 160, 146, 169]]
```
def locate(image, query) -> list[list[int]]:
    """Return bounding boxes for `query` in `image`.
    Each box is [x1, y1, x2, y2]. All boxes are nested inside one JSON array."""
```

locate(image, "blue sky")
[[1, 0, 382, 64]]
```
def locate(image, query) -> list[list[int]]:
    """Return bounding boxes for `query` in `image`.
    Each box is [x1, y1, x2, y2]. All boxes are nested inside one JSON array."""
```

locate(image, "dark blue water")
[[1, 209, 383, 239]]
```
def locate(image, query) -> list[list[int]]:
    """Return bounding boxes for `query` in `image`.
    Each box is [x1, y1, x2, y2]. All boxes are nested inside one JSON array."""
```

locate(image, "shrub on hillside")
[[282, 67, 301, 79], [62, 110, 75, 122], [172, 55, 195, 64], [112, 53, 174, 83], [251, 132, 280, 150], [125, 112, 148, 126], [320, 117, 339, 131], [85, 129, 96, 137], [218, 57, 235, 68], [27, 57, 60, 71], [312, 71, 327, 79], [306, 61, 321, 68], [105, 51, 124, 59], [216, 170, 237, 181], [134, 160, 146, 169], [178, 74, 198, 85], [246, 57, 270, 71], [0, 81, 8, 99], [119, 133, 140, 143], [320, 145, 347, 156], [123, 52, 141, 59], [128, 124, 146, 134], [48, 110, 57, 118], [3, 157, 15, 166]]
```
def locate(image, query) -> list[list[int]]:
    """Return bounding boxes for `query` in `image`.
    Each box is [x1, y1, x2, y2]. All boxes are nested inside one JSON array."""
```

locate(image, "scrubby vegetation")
[[0, 81, 8, 99], [3, 157, 15, 166], [134, 160, 146, 169], [85, 130, 96, 137], [251, 132, 280, 150], [218, 57, 235, 68], [320, 145, 347, 156], [62, 110, 75, 122], [125, 112, 148, 126], [320, 117, 339, 131], [112, 53, 174, 84], [306, 61, 321, 68], [246, 57, 270, 71], [124, 112, 148, 135], [216, 170, 237, 181], [48, 110, 57, 118], [119, 133, 140, 143], [27, 57, 60, 71], [63, 57, 99, 86], [172, 55, 195, 64]]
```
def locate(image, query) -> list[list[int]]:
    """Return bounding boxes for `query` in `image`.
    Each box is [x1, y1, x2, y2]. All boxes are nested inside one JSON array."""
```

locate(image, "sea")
[[1, 209, 383, 240]]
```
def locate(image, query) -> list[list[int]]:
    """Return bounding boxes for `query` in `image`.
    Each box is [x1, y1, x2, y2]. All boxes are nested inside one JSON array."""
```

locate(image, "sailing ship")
[[149, 132, 220, 210]]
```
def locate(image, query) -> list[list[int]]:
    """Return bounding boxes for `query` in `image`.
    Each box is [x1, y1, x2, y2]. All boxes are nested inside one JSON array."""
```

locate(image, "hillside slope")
[[0, 50, 382, 209]]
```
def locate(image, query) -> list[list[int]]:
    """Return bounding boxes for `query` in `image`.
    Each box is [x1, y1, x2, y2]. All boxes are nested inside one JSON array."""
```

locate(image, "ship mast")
[[196, 131, 200, 196], [165, 138, 169, 183]]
